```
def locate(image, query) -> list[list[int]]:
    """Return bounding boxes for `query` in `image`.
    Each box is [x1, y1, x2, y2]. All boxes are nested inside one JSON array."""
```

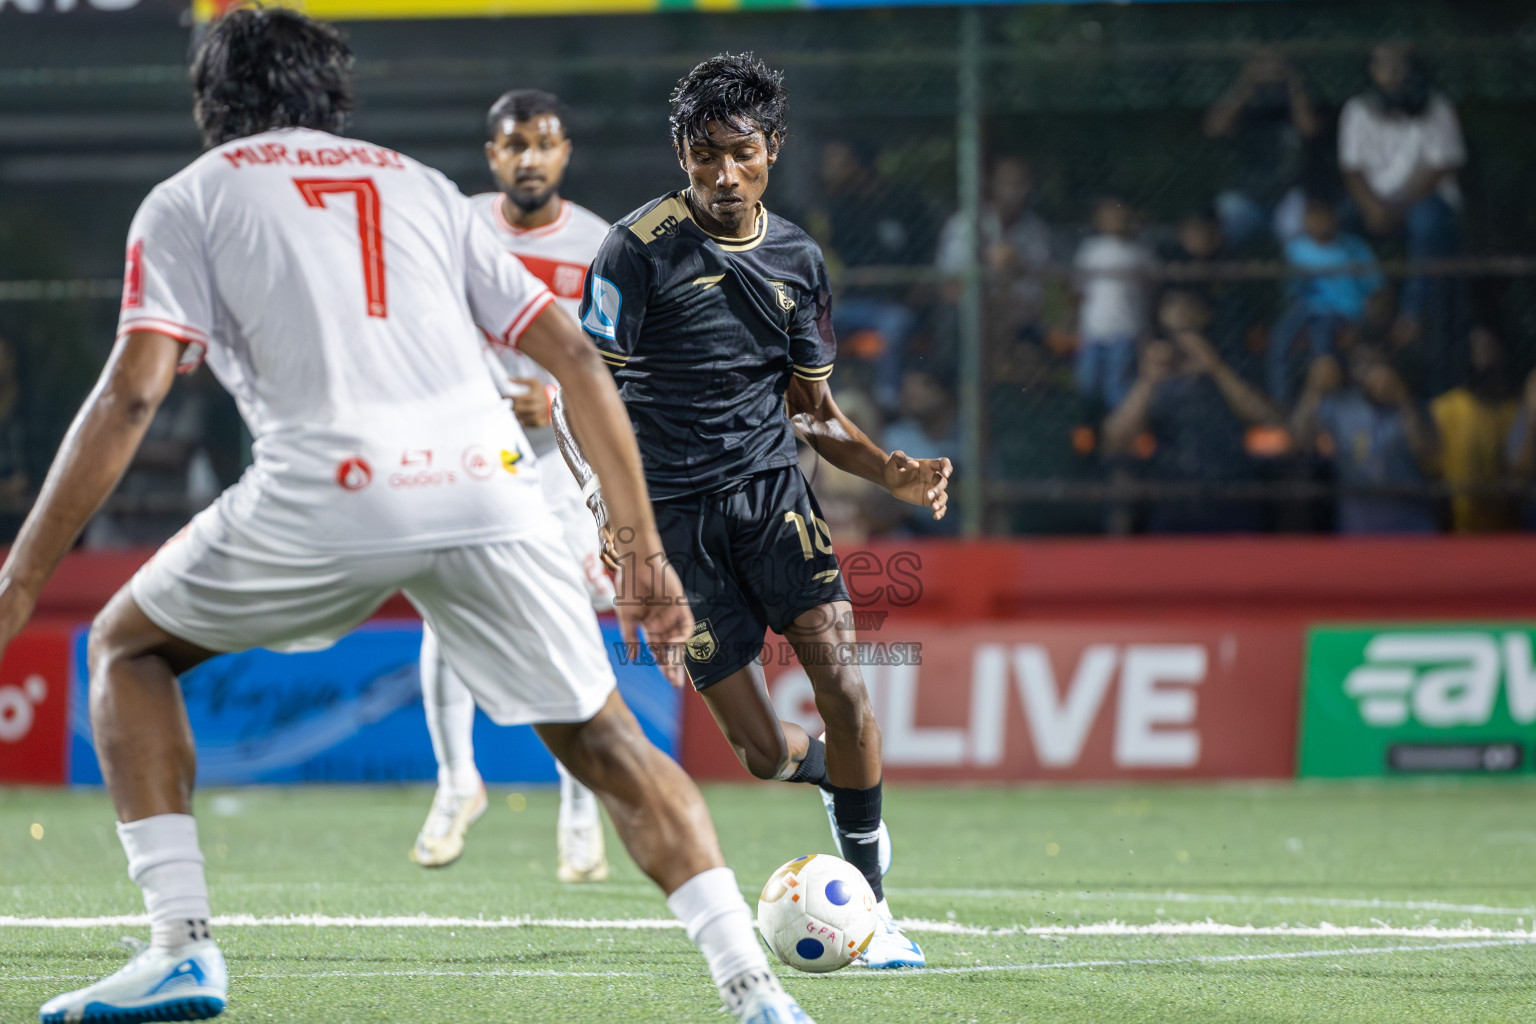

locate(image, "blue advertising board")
[[68, 619, 677, 786]]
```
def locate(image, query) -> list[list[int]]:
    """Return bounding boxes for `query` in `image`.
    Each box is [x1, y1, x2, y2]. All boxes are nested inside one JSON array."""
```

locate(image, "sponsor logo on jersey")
[[335, 457, 373, 491], [554, 264, 586, 298], [500, 448, 524, 474], [461, 445, 496, 480], [687, 619, 719, 663], [581, 275, 621, 342], [649, 215, 682, 240], [400, 448, 432, 468], [389, 469, 457, 489]]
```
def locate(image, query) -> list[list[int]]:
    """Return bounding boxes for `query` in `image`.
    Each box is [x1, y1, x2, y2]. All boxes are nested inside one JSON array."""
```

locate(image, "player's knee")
[[734, 730, 790, 781]]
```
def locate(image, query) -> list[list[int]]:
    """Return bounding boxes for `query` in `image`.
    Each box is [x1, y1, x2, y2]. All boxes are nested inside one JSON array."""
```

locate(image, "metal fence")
[[2, 1, 1536, 544]]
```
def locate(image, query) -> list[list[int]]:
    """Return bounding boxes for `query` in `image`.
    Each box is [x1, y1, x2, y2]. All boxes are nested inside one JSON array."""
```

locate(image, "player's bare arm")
[[518, 304, 694, 685], [786, 375, 952, 520], [0, 330, 184, 652]]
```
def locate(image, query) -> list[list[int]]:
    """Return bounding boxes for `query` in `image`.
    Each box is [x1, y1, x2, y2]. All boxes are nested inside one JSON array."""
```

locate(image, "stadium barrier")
[[5, 537, 1536, 786]]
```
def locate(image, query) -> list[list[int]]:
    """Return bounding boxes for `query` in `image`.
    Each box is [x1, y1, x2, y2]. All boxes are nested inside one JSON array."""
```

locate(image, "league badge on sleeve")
[[581, 274, 621, 342]]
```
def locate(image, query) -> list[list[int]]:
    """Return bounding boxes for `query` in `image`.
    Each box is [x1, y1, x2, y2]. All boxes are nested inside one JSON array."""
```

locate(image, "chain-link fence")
[[2, 1, 1535, 545]]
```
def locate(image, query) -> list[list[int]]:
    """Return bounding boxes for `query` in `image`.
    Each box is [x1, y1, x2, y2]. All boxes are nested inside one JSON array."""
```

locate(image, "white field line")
[[886, 888, 1536, 917], [1, 914, 1534, 941], [5, 938, 1530, 985]]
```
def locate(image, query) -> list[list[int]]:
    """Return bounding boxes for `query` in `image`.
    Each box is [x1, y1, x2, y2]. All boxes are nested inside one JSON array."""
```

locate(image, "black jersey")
[[578, 191, 836, 500]]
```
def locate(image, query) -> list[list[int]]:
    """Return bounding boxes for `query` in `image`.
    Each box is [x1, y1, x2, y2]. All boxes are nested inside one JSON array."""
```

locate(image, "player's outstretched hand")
[[614, 532, 695, 688], [883, 450, 953, 521]]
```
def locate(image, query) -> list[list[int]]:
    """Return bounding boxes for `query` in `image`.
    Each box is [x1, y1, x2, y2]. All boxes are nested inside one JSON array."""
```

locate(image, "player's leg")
[[40, 586, 232, 1024], [778, 600, 922, 968], [409, 622, 488, 868], [750, 467, 921, 968], [42, 512, 409, 1023], [408, 538, 813, 1022], [548, 465, 615, 883]]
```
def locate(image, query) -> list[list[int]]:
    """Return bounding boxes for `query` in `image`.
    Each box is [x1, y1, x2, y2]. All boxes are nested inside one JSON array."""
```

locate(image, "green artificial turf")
[[2, 781, 1533, 1023]]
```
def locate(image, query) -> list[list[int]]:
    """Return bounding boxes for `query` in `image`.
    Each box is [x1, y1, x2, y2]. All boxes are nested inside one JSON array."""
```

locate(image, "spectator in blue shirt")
[[1268, 198, 1382, 405], [1291, 346, 1440, 534]]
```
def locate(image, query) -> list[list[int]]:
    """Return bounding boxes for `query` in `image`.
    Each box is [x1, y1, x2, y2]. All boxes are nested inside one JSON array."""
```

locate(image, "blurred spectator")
[[1290, 347, 1440, 534], [83, 371, 223, 549], [1339, 42, 1465, 387], [1505, 369, 1536, 531], [1431, 326, 1519, 533], [1102, 291, 1278, 532], [986, 339, 1099, 535], [1267, 198, 1382, 404], [883, 369, 960, 535], [0, 336, 29, 540], [1204, 47, 1321, 245], [1073, 197, 1153, 413], [935, 156, 1052, 344], [1160, 209, 1260, 377], [809, 139, 938, 411]]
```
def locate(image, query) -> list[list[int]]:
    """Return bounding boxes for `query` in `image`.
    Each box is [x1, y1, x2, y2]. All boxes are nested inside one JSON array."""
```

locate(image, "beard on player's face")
[[501, 178, 560, 213]]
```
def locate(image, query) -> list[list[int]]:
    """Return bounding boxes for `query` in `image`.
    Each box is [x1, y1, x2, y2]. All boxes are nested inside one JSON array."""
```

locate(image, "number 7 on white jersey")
[[294, 177, 388, 318]]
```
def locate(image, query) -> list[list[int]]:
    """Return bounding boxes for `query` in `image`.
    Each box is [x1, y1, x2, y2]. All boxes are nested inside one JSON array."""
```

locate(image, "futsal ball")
[[757, 853, 878, 973]]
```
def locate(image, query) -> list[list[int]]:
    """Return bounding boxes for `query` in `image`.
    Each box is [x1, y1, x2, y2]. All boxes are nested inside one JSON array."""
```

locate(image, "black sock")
[[823, 780, 884, 901], [786, 736, 827, 786]]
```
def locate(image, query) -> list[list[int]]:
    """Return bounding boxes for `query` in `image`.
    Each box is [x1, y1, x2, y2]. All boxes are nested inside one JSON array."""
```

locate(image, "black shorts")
[[654, 465, 851, 690]]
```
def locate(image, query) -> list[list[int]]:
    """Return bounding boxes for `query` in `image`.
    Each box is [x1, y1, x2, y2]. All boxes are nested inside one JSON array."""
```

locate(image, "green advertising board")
[[1299, 625, 1536, 777]]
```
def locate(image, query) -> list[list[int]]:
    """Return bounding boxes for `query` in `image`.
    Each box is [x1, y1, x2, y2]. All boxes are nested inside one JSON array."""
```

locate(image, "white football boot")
[[721, 968, 815, 1024], [409, 784, 487, 868], [858, 902, 926, 970], [555, 819, 610, 883], [39, 938, 227, 1024], [817, 785, 892, 877]]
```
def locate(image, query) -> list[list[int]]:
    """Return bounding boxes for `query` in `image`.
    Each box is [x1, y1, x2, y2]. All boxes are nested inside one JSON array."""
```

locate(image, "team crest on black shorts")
[[687, 619, 719, 663]]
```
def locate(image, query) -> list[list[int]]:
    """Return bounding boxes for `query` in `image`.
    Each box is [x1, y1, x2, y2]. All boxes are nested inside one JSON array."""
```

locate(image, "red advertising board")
[[680, 620, 1302, 782], [0, 626, 73, 785]]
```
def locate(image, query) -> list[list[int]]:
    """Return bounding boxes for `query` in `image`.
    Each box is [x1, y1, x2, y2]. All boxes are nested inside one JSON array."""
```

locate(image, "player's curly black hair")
[[668, 53, 787, 155], [192, 7, 356, 149]]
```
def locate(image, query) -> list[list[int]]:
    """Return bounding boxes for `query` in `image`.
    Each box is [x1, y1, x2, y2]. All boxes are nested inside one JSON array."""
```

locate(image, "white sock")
[[666, 867, 771, 1000], [117, 814, 212, 950], [420, 624, 482, 796], [556, 762, 599, 830]]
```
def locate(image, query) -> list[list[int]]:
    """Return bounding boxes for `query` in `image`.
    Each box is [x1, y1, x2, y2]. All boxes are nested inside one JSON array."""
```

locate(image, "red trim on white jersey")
[[493, 197, 572, 239], [117, 317, 210, 374], [502, 291, 556, 348]]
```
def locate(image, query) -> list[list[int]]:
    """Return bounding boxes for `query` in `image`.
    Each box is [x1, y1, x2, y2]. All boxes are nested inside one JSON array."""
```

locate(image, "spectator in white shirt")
[[935, 156, 1053, 345], [1338, 41, 1464, 387], [1073, 196, 1153, 412]]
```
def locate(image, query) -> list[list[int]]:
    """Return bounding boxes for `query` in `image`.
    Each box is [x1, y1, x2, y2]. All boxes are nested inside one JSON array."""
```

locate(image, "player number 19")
[[784, 511, 833, 560]]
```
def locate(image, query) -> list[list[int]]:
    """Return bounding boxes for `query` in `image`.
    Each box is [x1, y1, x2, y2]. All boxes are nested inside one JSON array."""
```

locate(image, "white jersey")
[[118, 127, 559, 555], [468, 194, 607, 454]]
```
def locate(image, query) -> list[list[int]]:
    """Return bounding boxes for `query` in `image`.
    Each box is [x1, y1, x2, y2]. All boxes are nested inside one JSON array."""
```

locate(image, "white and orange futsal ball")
[[756, 853, 878, 972]]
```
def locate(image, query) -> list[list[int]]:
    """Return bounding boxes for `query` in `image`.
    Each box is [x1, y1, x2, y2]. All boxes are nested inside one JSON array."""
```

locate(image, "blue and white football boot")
[[722, 968, 815, 1024], [39, 938, 227, 1024], [859, 904, 926, 970]]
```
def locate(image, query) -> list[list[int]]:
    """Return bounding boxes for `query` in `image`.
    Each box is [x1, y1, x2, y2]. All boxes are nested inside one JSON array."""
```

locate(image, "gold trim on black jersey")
[[792, 363, 834, 382], [704, 204, 769, 252], [598, 350, 630, 367]]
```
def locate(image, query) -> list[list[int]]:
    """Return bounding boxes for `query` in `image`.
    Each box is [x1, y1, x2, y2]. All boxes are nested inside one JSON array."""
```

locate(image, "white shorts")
[[131, 500, 615, 727]]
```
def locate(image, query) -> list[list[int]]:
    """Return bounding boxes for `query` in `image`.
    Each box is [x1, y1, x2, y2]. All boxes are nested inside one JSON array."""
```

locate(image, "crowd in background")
[[800, 40, 1536, 540], [2, 38, 1533, 546]]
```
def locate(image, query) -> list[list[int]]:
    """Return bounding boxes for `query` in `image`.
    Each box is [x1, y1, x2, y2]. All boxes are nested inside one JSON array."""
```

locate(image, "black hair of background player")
[[485, 89, 565, 144], [668, 52, 788, 156], [192, 7, 357, 149]]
